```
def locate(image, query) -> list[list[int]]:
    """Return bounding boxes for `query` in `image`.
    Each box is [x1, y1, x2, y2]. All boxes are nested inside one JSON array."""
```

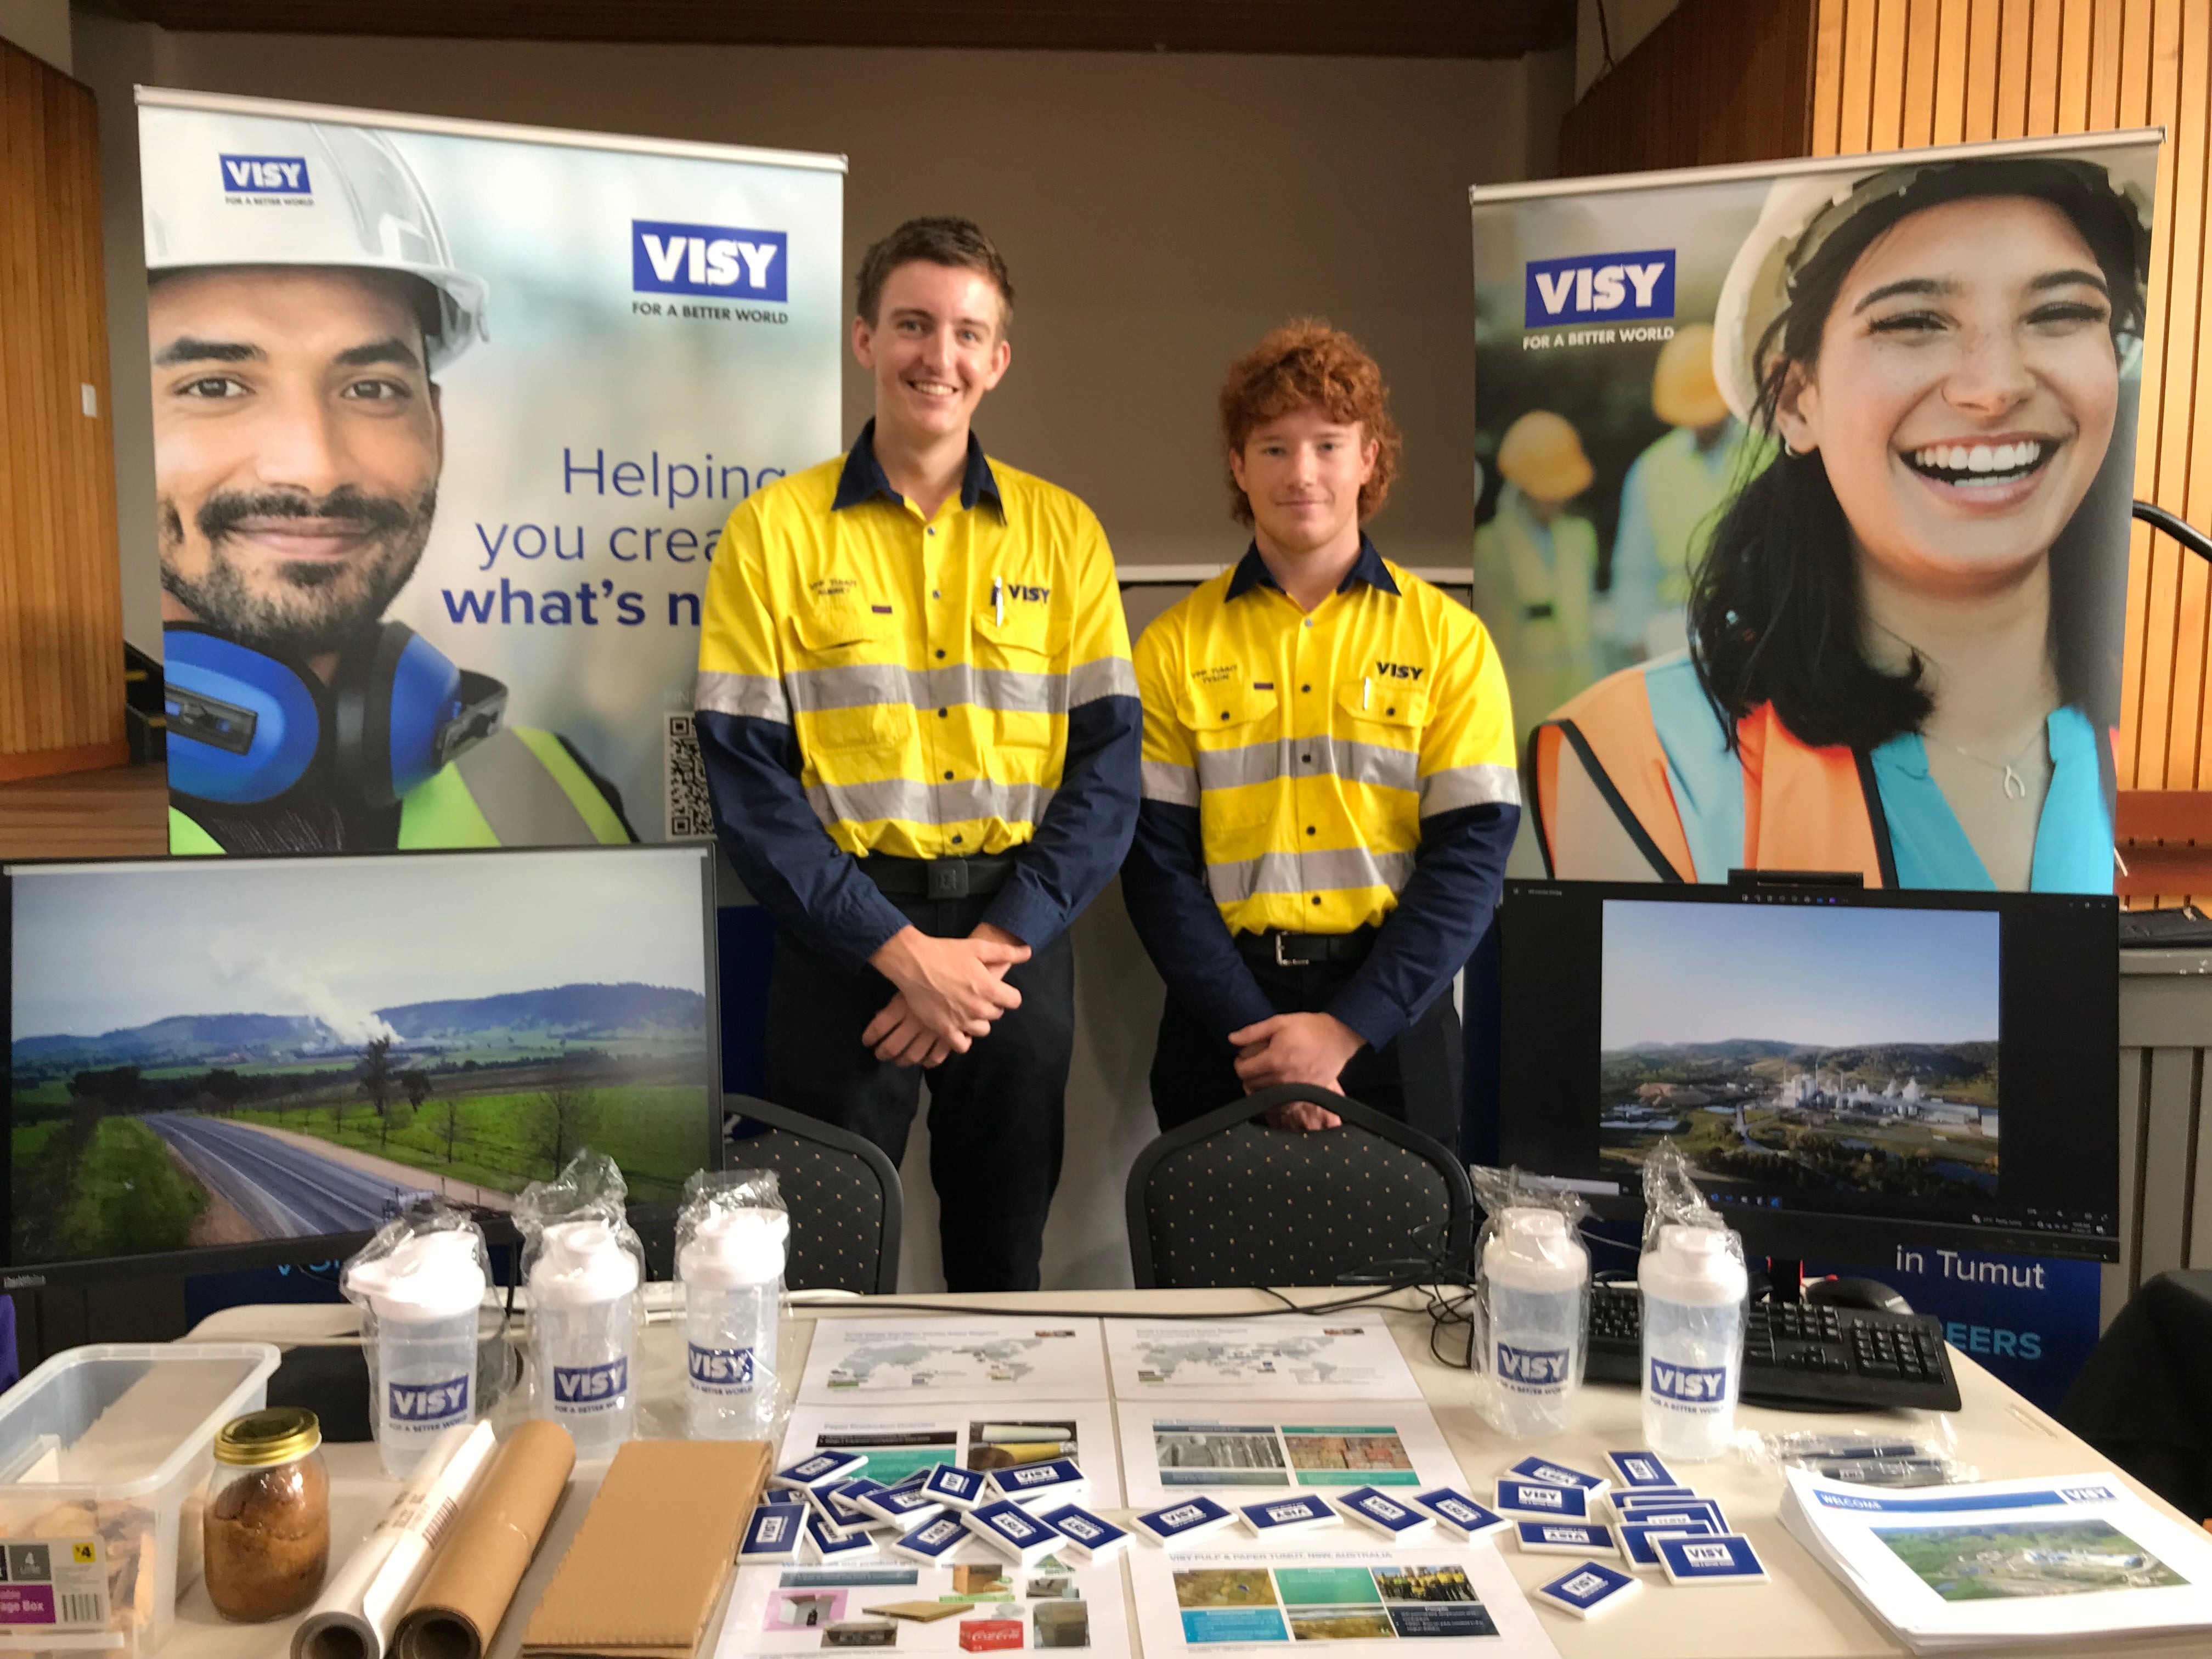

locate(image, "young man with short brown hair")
[[696, 217, 1139, 1289]]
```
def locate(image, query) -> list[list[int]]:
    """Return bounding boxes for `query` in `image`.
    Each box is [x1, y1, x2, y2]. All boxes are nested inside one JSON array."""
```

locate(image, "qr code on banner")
[[665, 713, 714, 839]]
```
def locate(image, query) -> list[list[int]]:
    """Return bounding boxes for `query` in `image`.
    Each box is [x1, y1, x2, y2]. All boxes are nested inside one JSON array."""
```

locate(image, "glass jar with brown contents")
[[204, 1407, 330, 1621]]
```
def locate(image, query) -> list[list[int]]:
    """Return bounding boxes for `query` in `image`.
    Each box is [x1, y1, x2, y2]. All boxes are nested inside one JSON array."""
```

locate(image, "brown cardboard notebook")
[[521, 1439, 771, 1659]]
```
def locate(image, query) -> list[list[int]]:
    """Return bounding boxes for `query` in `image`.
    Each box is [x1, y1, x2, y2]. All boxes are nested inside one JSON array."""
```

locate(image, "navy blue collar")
[[831, 419, 1003, 517], [1226, 533, 1399, 600]]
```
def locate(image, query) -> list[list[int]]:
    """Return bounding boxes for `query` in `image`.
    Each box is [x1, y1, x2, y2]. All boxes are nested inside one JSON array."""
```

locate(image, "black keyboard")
[[1584, 1283, 1961, 1412]]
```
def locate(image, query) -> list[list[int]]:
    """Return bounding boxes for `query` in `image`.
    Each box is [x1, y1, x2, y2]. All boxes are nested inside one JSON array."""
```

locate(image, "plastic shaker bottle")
[[529, 1219, 641, 1459], [1638, 1223, 1750, 1461], [346, 1229, 484, 1479], [1483, 1207, 1589, 1437], [679, 1207, 790, 1439]]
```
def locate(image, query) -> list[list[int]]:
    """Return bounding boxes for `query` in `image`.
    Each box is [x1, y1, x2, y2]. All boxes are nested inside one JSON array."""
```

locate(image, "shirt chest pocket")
[[788, 602, 913, 754], [973, 600, 1066, 749], [1180, 680, 1282, 830], [1334, 678, 1426, 794]]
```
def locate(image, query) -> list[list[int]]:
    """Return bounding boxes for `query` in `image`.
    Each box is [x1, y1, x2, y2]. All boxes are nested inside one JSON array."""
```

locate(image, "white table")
[[172, 1288, 2208, 1659]]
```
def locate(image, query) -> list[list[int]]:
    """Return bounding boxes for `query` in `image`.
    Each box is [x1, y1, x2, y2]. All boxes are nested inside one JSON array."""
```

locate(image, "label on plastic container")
[[0, 1538, 110, 1630], [1495, 1341, 1571, 1394], [688, 1342, 758, 1395], [1646, 1358, 1730, 1410], [388, 1374, 471, 1427], [553, 1356, 630, 1413]]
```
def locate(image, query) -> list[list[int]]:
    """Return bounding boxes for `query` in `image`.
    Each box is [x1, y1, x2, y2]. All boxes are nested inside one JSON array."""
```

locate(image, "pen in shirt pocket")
[[993, 577, 1005, 627]]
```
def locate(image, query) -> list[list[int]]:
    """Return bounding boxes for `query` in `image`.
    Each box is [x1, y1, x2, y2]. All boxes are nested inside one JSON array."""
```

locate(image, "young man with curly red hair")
[[1121, 321, 1519, 1143]]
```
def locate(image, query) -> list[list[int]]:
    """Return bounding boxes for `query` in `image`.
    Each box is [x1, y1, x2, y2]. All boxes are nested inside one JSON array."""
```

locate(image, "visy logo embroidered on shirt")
[[1373, 661, 1425, 680], [1006, 584, 1050, 603]]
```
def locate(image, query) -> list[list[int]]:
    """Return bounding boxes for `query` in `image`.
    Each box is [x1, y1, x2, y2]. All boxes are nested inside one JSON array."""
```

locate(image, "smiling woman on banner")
[[1529, 156, 2150, 891]]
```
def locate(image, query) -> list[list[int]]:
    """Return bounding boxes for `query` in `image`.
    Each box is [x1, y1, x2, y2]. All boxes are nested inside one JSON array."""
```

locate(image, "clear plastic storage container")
[[0, 1342, 281, 1656]]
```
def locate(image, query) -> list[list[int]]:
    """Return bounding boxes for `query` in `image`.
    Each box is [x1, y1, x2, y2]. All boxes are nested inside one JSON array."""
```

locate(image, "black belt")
[[1237, 928, 1377, 969], [857, 853, 1014, 900]]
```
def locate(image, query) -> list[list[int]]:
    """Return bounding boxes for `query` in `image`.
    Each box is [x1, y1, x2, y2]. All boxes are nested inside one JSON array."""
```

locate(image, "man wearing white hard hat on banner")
[[144, 117, 634, 853]]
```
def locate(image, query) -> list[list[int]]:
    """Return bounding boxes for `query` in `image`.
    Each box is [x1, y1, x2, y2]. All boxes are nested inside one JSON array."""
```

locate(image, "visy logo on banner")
[[221, 155, 312, 195], [634, 221, 788, 301], [1496, 1341, 1569, 1389], [1525, 249, 1675, 326]]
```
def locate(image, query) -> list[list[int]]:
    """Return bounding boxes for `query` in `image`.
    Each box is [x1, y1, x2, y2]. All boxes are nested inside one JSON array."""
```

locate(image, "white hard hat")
[[142, 112, 488, 370], [1711, 155, 2151, 426]]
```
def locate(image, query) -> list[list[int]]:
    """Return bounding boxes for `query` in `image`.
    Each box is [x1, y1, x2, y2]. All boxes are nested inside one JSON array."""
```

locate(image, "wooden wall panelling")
[[1811, 2, 2212, 902], [0, 38, 127, 782], [1557, 0, 1820, 177]]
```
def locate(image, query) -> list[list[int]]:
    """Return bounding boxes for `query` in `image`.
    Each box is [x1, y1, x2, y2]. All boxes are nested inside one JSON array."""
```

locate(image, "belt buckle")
[[927, 860, 970, 900], [1273, 932, 1302, 968]]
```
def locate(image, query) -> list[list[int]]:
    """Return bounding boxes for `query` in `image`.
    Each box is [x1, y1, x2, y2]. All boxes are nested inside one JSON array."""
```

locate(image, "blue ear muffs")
[[165, 622, 506, 808]]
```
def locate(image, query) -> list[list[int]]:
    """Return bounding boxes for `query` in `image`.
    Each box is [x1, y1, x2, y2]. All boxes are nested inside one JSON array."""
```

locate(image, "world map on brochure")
[[796, 1318, 1110, 1404], [829, 1339, 1048, 1390], [1135, 1336, 1371, 1388], [1105, 1321, 1423, 1402]]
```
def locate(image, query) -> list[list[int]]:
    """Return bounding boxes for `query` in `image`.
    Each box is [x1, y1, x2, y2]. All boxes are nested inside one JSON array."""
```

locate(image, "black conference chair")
[[1125, 1085, 1475, 1290], [723, 1095, 904, 1294]]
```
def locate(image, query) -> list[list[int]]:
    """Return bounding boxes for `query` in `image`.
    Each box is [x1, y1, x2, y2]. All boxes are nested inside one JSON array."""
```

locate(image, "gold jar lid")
[[215, 1407, 322, 1466]]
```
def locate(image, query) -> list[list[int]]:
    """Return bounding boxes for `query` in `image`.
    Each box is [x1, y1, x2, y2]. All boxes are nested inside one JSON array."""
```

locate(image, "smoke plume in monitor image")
[[8, 850, 710, 1267], [1599, 901, 2000, 1203]]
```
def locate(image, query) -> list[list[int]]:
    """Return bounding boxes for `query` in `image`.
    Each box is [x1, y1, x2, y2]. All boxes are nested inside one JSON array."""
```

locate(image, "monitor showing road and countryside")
[[4, 846, 718, 1280]]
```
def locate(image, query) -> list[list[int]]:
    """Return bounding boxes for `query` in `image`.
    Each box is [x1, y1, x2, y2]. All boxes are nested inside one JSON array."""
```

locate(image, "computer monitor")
[[1496, 879, 2119, 1266], [3, 844, 721, 1289]]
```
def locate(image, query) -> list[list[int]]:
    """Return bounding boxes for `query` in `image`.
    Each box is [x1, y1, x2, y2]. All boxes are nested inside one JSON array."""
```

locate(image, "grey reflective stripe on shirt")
[[786, 661, 1067, 716], [695, 669, 790, 723], [1418, 761, 1522, 816], [1068, 655, 1139, 707], [805, 774, 1058, 829], [1141, 759, 1199, 807], [454, 729, 595, 845], [1205, 845, 1417, 904], [1193, 733, 1420, 797]]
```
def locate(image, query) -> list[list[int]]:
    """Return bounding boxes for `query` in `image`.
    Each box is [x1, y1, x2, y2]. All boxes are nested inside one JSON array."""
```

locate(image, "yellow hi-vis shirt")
[[697, 427, 1135, 885], [1135, 542, 1519, 938]]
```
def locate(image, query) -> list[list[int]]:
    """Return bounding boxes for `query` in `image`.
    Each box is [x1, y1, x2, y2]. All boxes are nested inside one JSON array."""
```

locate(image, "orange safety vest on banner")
[[1528, 665, 1893, 886]]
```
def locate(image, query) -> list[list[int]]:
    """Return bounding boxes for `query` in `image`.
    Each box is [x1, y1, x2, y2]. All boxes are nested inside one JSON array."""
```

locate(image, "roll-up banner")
[[137, 90, 844, 858], [1471, 131, 2160, 895]]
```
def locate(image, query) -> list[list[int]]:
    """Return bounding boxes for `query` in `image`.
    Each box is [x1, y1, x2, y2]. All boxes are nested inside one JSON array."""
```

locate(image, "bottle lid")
[[679, 1207, 791, 1289], [1482, 1206, 1589, 1293], [529, 1218, 642, 1306], [1637, 1223, 1750, 1306], [216, 1407, 321, 1466], [346, 1227, 486, 1322]]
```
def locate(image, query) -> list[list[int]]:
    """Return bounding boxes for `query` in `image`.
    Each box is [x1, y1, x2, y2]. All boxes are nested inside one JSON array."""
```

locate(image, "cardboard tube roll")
[[393, 1421, 578, 1659], [294, 1422, 498, 1659]]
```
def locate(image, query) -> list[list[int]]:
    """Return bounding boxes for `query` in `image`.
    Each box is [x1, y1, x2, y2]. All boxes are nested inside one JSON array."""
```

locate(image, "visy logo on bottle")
[[387, 1375, 469, 1423], [220, 155, 312, 195], [633, 221, 788, 300], [1523, 250, 1675, 326], [552, 1356, 630, 1410], [1496, 1341, 1570, 1390], [1647, 1357, 1729, 1404], [688, 1343, 757, 1392]]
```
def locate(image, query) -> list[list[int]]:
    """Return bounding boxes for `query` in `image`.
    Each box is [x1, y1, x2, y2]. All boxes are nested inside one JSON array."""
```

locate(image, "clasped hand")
[[863, 924, 1028, 1067], [1229, 1011, 1367, 1129]]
